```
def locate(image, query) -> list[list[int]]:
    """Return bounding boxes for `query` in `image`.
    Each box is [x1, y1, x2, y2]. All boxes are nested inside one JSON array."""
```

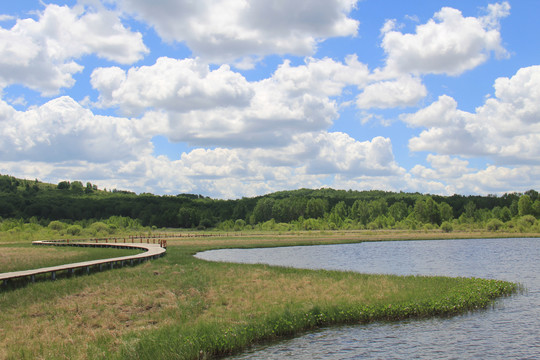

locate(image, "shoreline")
[[0, 231, 530, 359]]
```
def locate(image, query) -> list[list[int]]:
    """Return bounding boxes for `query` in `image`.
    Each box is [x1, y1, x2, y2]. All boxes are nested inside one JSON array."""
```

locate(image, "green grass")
[[0, 232, 522, 360]]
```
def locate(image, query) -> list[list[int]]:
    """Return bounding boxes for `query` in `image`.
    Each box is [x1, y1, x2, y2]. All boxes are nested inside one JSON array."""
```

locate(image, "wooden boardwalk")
[[1, 239, 166, 286]]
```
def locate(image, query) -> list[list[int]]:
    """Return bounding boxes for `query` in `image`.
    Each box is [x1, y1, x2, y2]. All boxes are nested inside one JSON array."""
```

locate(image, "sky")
[[0, 0, 539, 199]]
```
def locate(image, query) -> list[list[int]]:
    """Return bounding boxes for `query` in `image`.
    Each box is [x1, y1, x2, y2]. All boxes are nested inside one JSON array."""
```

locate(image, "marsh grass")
[[0, 243, 143, 273], [0, 231, 522, 359]]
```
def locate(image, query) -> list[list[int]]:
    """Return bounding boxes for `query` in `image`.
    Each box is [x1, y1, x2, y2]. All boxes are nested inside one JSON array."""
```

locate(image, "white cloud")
[[0, 15, 15, 22], [405, 154, 540, 196], [93, 56, 369, 147], [0, 3, 147, 95], [403, 66, 540, 164], [356, 75, 426, 109], [302, 133, 402, 176], [379, 2, 509, 76], [117, 0, 358, 65], [91, 57, 254, 116], [0, 110, 405, 198], [410, 154, 472, 181], [0, 96, 151, 163]]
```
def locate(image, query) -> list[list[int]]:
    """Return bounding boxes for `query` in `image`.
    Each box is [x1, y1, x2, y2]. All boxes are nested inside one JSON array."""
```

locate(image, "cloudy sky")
[[1, 0, 539, 198]]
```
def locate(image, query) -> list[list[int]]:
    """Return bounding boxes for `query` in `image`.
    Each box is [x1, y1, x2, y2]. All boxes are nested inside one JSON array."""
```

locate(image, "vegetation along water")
[[1, 174, 537, 359]]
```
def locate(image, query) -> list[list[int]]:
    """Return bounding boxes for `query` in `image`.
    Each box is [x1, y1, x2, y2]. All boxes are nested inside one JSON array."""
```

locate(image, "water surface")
[[196, 238, 540, 359]]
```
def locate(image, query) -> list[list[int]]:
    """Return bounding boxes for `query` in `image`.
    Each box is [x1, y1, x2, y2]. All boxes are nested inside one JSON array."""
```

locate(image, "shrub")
[[90, 221, 111, 235], [520, 215, 536, 226], [234, 219, 246, 231], [66, 224, 82, 236], [517, 215, 536, 232], [441, 221, 453, 233], [48, 220, 65, 231], [486, 218, 504, 232]]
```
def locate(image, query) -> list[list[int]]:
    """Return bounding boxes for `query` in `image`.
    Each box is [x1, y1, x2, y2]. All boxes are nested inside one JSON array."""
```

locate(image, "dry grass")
[[200, 266, 400, 326], [0, 247, 86, 273], [0, 261, 185, 359], [0, 230, 526, 359]]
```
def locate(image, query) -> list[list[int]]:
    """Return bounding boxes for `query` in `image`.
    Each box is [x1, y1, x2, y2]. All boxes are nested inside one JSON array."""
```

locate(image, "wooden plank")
[[0, 241, 166, 283]]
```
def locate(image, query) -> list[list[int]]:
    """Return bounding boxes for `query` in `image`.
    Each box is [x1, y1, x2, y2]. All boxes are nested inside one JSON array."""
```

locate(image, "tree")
[[533, 200, 540, 218], [415, 197, 440, 224], [178, 207, 194, 228], [388, 201, 408, 222], [463, 200, 476, 219], [350, 200, 369, 225], [253, 198, 275, 224], [518, 195, 533, 216], [71, 181, 84, 194], [85, 182, 94, 194], [57, 181, 70, 190], [305, 198, 326, 219], [438, 202, 453, 222], [368, 199, 388, 222], [329, 201, 348, 227]]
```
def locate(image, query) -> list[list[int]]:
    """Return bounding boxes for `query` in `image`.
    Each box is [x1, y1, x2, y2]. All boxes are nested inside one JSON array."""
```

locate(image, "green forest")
[[1, 174, 539, 234]]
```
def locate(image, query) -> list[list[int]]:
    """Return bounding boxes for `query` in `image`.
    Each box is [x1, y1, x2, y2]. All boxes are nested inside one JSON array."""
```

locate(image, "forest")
[[1, 174, 539, 234]]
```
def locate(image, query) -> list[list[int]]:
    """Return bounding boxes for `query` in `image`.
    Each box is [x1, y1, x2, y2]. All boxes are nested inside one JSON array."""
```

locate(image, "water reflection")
[[196, 238, 540, 359]]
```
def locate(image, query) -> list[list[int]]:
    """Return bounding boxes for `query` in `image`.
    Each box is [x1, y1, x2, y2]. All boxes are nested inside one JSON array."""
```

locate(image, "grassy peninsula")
[[0, 231, 521, 359]]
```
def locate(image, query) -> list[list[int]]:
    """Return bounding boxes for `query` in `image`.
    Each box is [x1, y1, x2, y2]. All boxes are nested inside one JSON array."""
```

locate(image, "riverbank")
[[0, 230, 527, 359]]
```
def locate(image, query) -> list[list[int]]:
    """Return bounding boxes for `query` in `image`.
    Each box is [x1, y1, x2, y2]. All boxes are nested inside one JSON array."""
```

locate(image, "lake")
[[196, 238, 540, 359]]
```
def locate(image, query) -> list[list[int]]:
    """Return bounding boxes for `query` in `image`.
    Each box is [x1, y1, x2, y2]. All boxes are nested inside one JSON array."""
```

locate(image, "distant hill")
[[0, 173, 537, 230]]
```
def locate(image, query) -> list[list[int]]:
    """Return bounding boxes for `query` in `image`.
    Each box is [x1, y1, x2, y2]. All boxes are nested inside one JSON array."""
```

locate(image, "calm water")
[[196, 238, 540, 359]]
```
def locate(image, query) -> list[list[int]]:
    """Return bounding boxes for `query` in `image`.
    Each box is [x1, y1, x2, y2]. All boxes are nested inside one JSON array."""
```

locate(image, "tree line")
[[0, 174, 539, 232]]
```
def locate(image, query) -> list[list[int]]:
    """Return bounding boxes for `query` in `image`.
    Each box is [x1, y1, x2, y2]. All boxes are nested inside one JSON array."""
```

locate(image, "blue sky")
[[1, 0, 539, 198]]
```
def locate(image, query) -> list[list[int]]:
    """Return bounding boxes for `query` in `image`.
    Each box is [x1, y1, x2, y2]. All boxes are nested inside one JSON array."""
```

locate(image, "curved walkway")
[[1, 239, 166, 286]]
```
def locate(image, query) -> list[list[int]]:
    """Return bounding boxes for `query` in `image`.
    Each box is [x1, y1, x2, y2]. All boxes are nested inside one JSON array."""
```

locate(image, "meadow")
[[0, 230, 524, 359]]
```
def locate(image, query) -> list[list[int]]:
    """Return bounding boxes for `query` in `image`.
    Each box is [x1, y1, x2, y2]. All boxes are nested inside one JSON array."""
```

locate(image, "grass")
[[0, 230, 526, 359], [0, 243, 143, 273]]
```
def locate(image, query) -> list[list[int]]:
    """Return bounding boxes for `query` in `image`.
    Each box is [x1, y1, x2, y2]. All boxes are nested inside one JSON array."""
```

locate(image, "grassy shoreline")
[[0, 230, 530, 359]]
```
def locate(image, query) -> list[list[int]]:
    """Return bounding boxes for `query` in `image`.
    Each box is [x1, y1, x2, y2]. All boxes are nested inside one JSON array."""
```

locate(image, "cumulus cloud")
[[92, 56, 370, 147], [91, 57, 254, 115], [404, 153, 540, 195], [379, 2, 509, 77], [0, 3, 147, 95], [356, 75, 426, 109], [0, 96, 151, 163], [117, 0, 358, 65], [403, 66, 540, 164]]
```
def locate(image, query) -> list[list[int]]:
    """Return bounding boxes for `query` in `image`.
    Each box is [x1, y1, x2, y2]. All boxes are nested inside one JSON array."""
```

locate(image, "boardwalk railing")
[[1, 238, 167, 288]]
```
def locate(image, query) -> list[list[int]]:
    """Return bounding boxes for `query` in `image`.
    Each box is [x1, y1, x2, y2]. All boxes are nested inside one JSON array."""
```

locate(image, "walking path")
[[1, 239, 166, 286]]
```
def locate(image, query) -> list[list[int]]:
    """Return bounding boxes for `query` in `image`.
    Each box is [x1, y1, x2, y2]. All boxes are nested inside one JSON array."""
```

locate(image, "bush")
[[234, 219, 246, 231], [520, 215, 536, 226], [517, 215, 536, 232], [90, 221, 111, 235], [486, 218, 504, 232], [440, 221, 453, 233], [48, 220, 65, 231], [66, 225, 82, 236]]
